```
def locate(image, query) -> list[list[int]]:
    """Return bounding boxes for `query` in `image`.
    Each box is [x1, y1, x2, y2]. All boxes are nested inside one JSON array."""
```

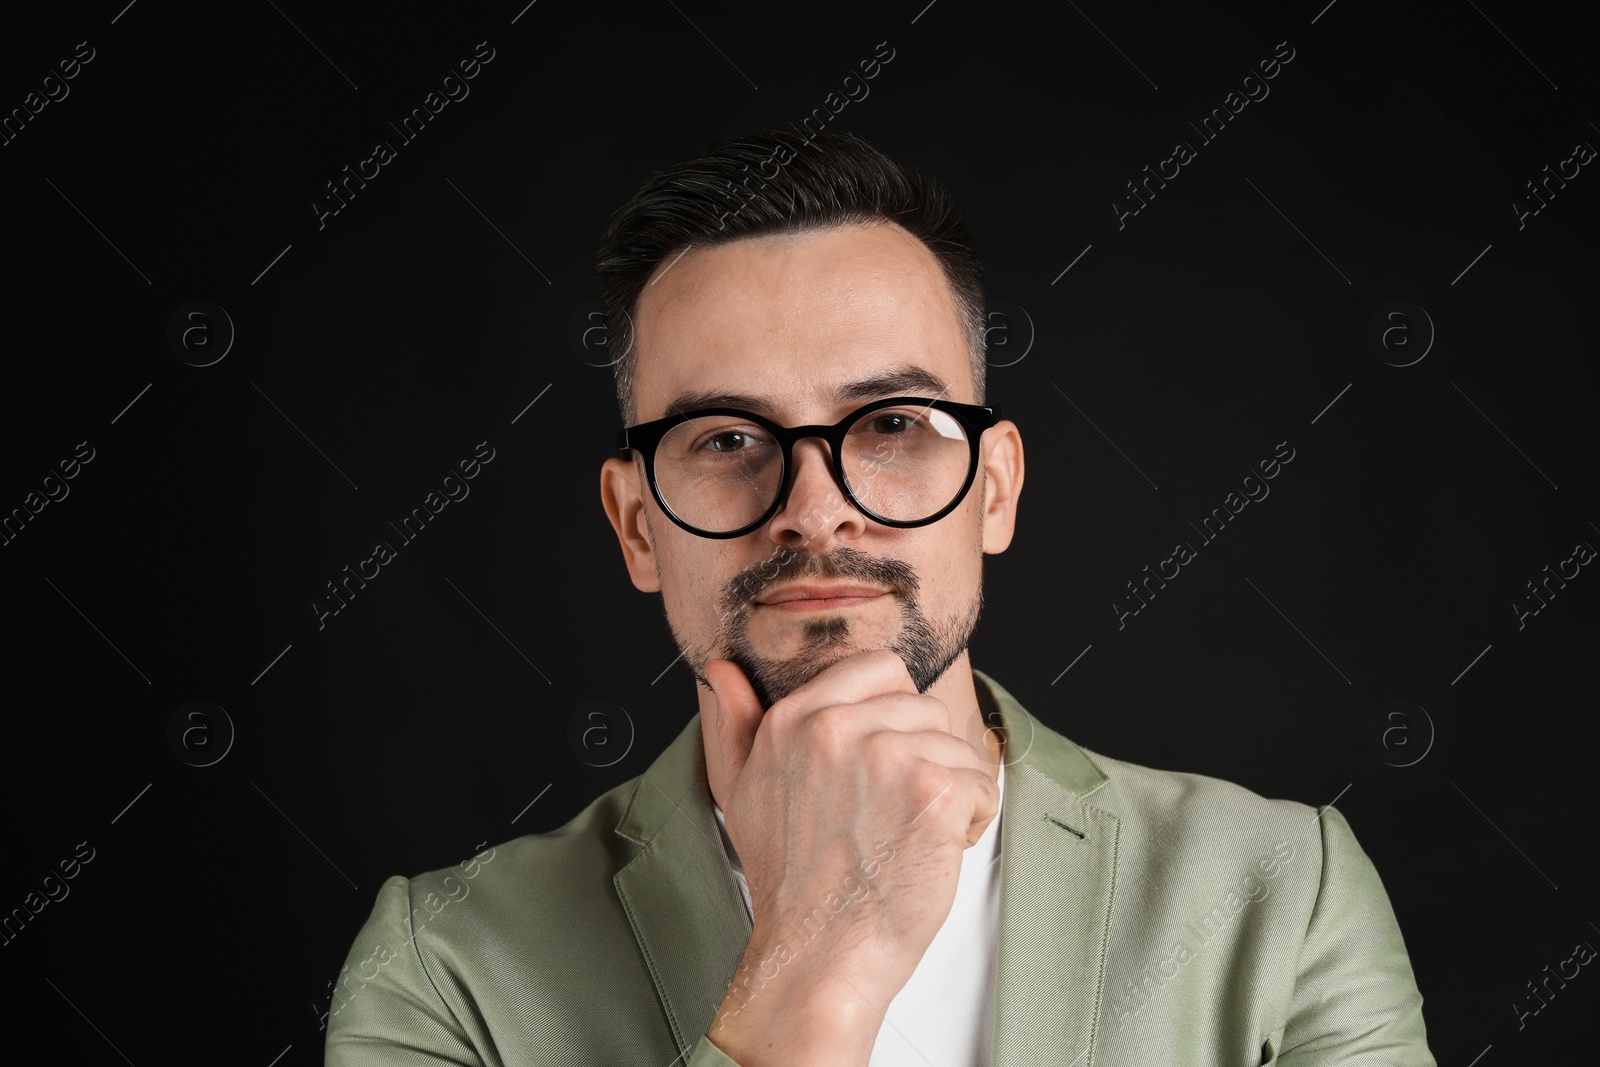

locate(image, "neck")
[[929, 651, 1005, 782]]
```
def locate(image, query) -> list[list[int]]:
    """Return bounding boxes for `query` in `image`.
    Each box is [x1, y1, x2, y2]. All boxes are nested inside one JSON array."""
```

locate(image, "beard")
[[675, 544, 983, 711]]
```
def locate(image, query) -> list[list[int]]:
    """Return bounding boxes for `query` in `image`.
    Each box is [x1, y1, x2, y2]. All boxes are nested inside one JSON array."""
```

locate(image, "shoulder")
[[367, 711, 712, 969], [403, 771, 645, 922], [1090, 742, 1356, 872], [324, 770, 671, 1056], [980, 669, 1323, 855], [1086, 746, 1315, 835], [1073, 742, 1385, 924]]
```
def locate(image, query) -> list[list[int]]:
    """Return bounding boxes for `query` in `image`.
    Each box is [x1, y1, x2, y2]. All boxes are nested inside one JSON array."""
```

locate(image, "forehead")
[[631, 222, 970, 423]]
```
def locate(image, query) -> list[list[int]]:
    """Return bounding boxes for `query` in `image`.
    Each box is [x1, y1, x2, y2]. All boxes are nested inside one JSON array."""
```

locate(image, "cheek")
[[897, 535, 960, 599], [655, 544, 742, 627], [921, 534, 984, 611]]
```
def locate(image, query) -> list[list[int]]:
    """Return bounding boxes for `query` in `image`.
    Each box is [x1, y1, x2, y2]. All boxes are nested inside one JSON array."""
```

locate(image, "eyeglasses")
[[616, 396, 1001, 539]]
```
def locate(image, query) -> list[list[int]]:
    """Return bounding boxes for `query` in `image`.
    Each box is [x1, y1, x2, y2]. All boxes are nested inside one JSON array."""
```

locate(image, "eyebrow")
[[660, 364, 951, 419]]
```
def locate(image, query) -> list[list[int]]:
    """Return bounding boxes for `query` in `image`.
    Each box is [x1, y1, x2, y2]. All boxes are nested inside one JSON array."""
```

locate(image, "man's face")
[[601, 222, 1018, 710]]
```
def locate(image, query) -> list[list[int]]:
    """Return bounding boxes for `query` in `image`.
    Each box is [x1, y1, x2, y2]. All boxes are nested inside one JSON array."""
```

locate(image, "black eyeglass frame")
[[615, 396, 1002, 539]]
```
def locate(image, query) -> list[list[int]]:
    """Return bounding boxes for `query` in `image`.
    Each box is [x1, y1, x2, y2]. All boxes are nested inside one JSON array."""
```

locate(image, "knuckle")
[[763, 698, 793, 730], [862, 729, 897, 769], [806, 705, 853, 753], [869, 647, 913, 681], [909, 761, 954, 806], [950, 736, 984, 771]]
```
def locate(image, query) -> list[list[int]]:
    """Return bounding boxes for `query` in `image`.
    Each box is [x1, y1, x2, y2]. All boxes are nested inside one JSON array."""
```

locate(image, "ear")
[[600, 455, 662, 592], [977, 420, 1024, 554]]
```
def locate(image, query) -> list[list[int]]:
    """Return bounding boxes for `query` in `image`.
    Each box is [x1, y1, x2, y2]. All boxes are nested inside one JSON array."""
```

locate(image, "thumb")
[[703, 658, 762, 793]]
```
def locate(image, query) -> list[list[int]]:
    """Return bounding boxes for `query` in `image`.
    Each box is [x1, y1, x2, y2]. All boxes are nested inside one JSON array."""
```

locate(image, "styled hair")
[[595, 129, 986, 425]]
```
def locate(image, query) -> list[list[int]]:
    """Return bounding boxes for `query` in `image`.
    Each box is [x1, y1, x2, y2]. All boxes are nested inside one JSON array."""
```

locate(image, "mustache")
[[718, 546, 919, 617]]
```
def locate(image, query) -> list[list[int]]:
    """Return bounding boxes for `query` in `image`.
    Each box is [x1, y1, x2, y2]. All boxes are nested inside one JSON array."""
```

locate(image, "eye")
[[862, 410, 931, 436], [694, 425, 775, 454], [704, 431, 756, 452]]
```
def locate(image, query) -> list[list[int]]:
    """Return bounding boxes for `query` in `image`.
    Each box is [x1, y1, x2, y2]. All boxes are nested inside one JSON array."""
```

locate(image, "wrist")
[[710, 967, 882, 1066]]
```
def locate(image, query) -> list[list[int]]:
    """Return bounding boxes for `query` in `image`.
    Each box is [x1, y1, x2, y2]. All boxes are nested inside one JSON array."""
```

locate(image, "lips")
[[756, 584, 891, 605]]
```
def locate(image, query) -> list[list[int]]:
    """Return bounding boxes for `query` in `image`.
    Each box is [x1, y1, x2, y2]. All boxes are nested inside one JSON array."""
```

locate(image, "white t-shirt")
[[712, 759, 1005, 1065]]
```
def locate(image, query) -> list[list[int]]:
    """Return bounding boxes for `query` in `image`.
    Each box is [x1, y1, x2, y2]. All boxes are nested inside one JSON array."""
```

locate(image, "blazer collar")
[[613, 668, 1121, 1066]]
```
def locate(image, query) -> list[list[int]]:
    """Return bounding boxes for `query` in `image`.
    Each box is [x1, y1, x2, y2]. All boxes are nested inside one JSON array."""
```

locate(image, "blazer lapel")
[[977, 670, 1121, 1067], [613, 712, 752, 1057]]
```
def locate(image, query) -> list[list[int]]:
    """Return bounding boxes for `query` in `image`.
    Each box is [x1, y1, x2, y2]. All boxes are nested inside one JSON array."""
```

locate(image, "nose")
[[767, 437, 867, 550]]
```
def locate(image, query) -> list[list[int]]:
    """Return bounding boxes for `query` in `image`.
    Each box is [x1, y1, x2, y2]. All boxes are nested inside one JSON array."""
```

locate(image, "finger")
[[955, 766, 1003, 847], [704, 658, 763, 788], [903, 765, 1001, 848], [881, 691, 971, 736], [859, 724, 990, 777], [769, 648, 919, 718]]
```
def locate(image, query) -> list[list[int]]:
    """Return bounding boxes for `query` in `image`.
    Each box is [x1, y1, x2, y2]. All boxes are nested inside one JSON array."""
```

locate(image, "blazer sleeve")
[[1274, 806, 1436, 1066], [323, 875, 485, 1067], [687, 1035, 745, 1065]]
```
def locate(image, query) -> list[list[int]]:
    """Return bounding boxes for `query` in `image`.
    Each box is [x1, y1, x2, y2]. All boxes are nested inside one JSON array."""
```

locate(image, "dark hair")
[[595, 129, 986, 425]]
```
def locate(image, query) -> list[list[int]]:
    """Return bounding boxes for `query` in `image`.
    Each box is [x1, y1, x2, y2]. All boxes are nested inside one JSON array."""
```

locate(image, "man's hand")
[[700, 649, 1000, 1066]]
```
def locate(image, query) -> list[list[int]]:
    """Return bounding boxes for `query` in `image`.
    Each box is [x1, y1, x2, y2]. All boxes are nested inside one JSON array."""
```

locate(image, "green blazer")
[[324, 670, 1435, 1065]]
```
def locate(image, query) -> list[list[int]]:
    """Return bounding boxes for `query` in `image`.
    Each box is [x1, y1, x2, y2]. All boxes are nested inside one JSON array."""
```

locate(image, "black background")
[[2, 1, 1595, 1062]]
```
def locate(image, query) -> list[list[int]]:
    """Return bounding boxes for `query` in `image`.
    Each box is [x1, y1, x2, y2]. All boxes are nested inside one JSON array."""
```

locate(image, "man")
[[325, 130, 1435, 1065]]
